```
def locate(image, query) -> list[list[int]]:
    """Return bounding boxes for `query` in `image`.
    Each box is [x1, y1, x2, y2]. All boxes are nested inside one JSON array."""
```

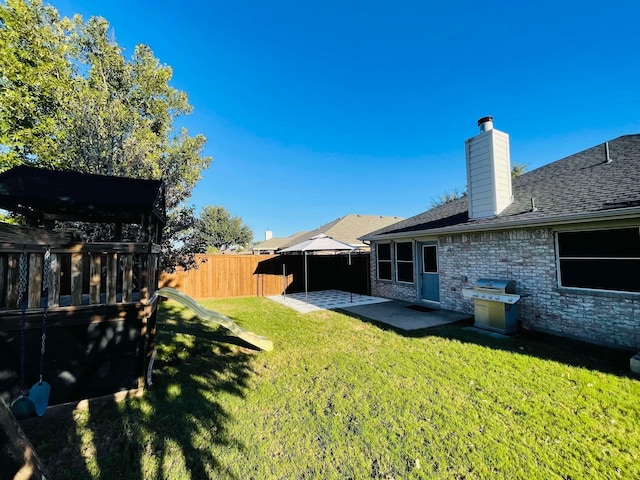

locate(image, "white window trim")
[[377, 242, 392, 281], [395, 241, 414, 284], [555, 227, 640, 293]]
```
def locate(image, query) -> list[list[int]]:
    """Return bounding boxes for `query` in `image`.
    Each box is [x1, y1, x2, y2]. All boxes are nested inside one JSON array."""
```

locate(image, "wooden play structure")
[[0, 166, 165, 412], [0, 166, 275, 477]]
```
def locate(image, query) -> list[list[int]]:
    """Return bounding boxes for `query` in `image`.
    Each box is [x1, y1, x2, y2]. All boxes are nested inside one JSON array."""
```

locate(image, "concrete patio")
[[268, 289, 471, 331], [339, 300, 472, 331], [267, 289, 390, 314]]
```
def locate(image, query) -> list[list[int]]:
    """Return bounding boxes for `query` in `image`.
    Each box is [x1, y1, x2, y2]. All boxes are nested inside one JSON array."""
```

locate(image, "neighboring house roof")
[[252, 231, 309, 252], [362, 134, 640, 240], [280, 214, 405, 250]]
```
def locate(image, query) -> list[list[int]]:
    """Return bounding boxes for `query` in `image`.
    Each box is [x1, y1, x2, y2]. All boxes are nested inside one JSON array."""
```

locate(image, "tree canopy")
[[197, 206, 253, 253], [0, 0, 71, 168], [0, 0, 212, 271]]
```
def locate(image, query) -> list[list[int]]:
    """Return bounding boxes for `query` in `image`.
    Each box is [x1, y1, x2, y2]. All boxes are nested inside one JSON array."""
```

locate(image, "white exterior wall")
[[465, 129, 512, 219]]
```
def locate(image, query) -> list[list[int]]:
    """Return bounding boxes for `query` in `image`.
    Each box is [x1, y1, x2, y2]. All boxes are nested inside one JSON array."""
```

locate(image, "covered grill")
[[462, 278, 520, 334]]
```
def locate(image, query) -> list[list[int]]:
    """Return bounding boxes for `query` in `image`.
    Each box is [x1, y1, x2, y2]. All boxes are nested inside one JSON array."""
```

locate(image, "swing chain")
[[18, 252, 27, 304], [18, 252, 28, 394], [39, 249, 51, 384]]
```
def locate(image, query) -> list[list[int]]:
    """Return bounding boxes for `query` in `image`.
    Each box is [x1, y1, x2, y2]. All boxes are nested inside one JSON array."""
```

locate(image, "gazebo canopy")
[[278, 234, 355, 301], [278, 234, 355, 253]]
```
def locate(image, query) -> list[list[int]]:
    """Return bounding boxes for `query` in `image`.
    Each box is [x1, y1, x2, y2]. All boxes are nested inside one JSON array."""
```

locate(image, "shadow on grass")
[[22, 302, 256, 479], [345, 312, 635, 378]]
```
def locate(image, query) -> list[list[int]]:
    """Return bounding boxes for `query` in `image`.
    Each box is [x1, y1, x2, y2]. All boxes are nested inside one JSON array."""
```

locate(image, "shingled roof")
[[280, 214, 404, 249], [362, 134, 640, 240], [251, 231, 309, 253]]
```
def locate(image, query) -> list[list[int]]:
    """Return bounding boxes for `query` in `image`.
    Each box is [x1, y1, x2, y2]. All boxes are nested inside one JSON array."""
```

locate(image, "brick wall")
[[370, 243, 416, 302], [371, 228, 640, 349]]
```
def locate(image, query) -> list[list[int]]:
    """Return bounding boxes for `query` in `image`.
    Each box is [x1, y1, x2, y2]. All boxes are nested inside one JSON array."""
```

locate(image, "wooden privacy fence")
[[161, 254, 286, 298], [160, 253, 371, 300]]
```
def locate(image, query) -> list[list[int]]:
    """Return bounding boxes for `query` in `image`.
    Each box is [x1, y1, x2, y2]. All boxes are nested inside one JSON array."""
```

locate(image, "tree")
[[197, 206, 253, 252], [0, 0, 73, 170], [0, 0, 211, 271], [511, 162, 526, 178], [429, 187, 466, 208]]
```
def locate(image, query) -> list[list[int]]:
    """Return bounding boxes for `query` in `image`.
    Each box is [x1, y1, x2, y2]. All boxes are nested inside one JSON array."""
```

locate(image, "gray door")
[[420, 244, 440, 302]]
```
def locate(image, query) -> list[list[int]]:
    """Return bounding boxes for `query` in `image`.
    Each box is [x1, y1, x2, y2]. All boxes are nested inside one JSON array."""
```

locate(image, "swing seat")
[[10, 395, 37, 420], [11, 250, 52, 419], [29, 381, 51, 416]]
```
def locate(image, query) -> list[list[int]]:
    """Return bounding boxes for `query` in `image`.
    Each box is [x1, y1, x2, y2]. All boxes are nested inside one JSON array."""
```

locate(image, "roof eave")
[[360, 206, 640, 241]]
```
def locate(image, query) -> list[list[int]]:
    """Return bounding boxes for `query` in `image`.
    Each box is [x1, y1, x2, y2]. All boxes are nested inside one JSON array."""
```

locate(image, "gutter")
[[359, 206, 640, 241]]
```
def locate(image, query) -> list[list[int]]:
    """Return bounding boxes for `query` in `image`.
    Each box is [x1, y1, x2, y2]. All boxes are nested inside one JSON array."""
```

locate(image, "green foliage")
[[429, 187, 466, 208], [197, 205, 253, 252], [24, 298, 640, 479], [0, 210, 20, 224], [0, 0, 212, 271], [511, 162, 526, 177], [0, 0, 73, 169]]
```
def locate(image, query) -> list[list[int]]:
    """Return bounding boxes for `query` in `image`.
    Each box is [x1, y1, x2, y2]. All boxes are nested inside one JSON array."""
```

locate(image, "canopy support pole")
[[282, 263, 286, 298], [349, 252, 353, 303], [304, 251, 308, 302]]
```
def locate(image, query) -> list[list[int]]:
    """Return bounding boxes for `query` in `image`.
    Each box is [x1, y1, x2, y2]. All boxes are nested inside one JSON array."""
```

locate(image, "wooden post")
[[149, 252, 158, 297], [0, 397, 50, 480], [89, 253, 101, 305], [5, 254, 18, 309], [143, 303, 158, 388], [0, 255, 7, 308], [122, 254, 133, 303], [71, 252, 83, 306], [49, 253, 60, 308], [139, 253, 149, 301], [106, 253, 118, 305], [27, 254, 42, 309]]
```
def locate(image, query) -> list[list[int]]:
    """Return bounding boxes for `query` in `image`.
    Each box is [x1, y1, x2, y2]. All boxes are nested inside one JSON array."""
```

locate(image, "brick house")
[[361, 117, 640, 349]]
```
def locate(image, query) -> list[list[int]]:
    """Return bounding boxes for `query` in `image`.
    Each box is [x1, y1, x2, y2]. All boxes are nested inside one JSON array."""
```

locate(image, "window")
[[377, 243, 392, 280], [422, 245, 438, 273], [557, 227, 640, 292], [395, 242, 414, 283]]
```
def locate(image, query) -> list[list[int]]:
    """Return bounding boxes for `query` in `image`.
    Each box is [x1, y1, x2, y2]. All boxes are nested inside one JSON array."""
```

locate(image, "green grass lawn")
[[23, 297, 640, 479]]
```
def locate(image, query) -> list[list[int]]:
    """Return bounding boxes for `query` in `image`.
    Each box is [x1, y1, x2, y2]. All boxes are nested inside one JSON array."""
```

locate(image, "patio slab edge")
[[337, 301, 472, 331]]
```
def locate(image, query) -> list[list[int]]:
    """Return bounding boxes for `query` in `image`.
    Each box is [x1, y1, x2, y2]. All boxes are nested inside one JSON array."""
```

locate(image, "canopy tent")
[[278, 234, 355, 301]]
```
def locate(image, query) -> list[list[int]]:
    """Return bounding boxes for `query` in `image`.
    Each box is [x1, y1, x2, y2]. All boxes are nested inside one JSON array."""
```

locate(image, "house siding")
[[370, 227, 640, 349], [465, 128, 512, 218]]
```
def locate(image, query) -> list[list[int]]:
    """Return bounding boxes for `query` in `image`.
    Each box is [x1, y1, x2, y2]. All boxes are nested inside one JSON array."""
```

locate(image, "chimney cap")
[[477, 116, 494, 127]]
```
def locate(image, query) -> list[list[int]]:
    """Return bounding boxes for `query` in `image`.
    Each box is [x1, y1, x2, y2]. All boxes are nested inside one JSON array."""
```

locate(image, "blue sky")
[[52, 1, 640, 240]]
